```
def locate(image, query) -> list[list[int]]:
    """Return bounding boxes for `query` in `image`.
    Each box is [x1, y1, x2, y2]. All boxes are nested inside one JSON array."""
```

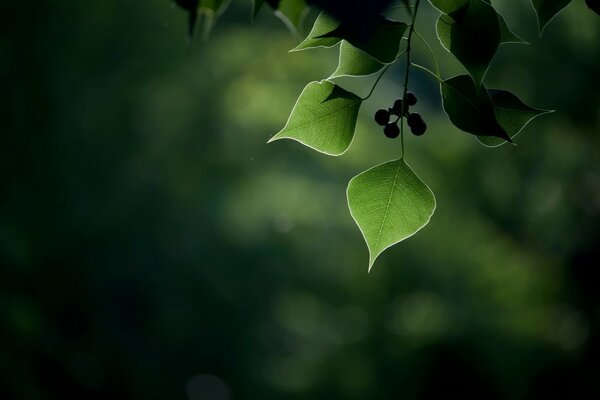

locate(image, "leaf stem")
[[362, 64, 391, 101], [399, 0, 422, 160], [361, 47, 408, 101]]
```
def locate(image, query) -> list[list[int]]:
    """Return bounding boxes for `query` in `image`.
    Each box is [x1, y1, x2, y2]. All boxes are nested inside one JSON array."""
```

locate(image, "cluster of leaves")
[[174, 0, 599, 271]]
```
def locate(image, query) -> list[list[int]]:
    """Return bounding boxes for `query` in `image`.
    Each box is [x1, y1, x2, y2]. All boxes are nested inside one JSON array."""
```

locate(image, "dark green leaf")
[[347, 159, 436, 271], [268, 81, 362, 156], [441, 75, 511, 142], [318, 16, 408, 63], [478, 90, 553, 146], [428, 0, 469, 17], [530, 0, 573, 34], [436, 0, 501, 87], [330, 41, 386, 78], [497, 11, 527, 44], [481, 0, 528, 44], [253, 0, 266, 18]]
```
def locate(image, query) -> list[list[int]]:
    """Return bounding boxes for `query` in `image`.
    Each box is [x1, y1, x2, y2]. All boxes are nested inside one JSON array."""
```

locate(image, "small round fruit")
[[407, 112, 423, 128], [405, 92, 417, 106], [384, 123, 400, 138], [411, 121, 427, 136], [374, 109, 390, 126], [392, 98, 404, 114]]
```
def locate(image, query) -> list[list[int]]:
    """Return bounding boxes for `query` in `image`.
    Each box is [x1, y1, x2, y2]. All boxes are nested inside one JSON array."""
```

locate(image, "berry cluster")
[[374, 92, 427, 138]]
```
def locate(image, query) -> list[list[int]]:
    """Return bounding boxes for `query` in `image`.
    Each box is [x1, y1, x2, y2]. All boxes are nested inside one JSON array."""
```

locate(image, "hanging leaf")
[[317, 16, 408, 63], [436, 0, 501, 87], [268, 81, 362, 156], [428, 0, 470, 18], [291, 11, 342, 51], [441, 75, 512, 142], [273, 0, 309, 36], [530, 0, 573, 35], [478, 90, 553, 147], [330, 41, 386, 78], [347, 159, 436, 271]]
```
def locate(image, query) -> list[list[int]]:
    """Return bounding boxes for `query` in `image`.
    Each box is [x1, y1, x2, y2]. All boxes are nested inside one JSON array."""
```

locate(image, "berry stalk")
[[399, 0, 422, 159]]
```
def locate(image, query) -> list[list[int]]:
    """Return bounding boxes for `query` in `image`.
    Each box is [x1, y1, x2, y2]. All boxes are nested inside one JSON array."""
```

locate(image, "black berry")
[[374, 109, 390, 126], [407, 112, 423, 128], [411, 121, 427, 136], [405, 92, 417, 106], [392, 98, 404, 114], [384, 123, 400, 138]]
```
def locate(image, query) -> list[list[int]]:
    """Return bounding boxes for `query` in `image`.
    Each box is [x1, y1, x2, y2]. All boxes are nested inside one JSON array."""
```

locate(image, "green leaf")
[[428, 0, 469, 17], [347, 159, 436, 271], [330, 41, 386, 78], [436, 0, 500, 87], [478, 90, 553, 147], [441, 75, 512, 142], [268, 81, 362, 156], [273, 0, 308, 36], [291, 11, 341, 51], [530, 0, 573, 34], [586, 0, 600, 16], [317, 17, 408, 63]]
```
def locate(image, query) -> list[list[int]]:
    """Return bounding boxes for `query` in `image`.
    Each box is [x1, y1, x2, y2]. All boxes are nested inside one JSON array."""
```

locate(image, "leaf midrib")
[[374, 163, 401, 251]]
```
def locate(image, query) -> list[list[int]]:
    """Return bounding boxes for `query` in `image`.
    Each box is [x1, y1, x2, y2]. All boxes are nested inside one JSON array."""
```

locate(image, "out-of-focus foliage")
[[1, 0, 600, 399]]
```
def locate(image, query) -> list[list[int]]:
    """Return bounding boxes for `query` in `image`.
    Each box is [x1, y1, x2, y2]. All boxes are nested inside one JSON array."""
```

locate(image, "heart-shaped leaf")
[[348, 159, 436, 271], [478, 90, 553, 146], [330, 41, 386, 78], [268, 81, 362, 156], [441, 75, 511, 142], [436, 0, 500, 87], [530, 0, 573, 35]]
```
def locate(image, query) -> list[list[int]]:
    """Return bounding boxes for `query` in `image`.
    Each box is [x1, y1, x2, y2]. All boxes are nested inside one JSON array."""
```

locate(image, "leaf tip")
[[266, 134, 280, 144]]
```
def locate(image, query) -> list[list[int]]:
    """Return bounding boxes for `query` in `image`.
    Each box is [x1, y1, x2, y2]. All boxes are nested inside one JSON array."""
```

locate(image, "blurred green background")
[[2, 1, 600, 399]]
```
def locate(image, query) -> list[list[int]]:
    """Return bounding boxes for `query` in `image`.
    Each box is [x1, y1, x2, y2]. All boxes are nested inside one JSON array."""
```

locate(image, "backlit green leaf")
[[347, 159, 436, 271], [441, 75, 511, 142], [478, 89, 553, 147], [291, 11, 341, 51], [330, 41, 386, 78], [268, 81, 362, 156], [530, 0, 573, 34], [436, 0, 500, 87]]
